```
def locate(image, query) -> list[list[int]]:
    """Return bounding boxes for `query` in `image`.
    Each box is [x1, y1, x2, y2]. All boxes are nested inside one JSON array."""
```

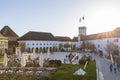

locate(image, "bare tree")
[[106, 42, 119, 56]]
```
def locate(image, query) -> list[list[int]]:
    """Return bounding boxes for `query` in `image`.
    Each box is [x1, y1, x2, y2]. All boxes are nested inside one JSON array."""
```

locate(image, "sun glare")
[[86, 3, 120, 35]]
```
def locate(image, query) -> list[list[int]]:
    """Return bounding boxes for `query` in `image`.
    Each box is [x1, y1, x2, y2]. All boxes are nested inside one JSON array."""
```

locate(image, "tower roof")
[[72, 37, 78, 42], [0, 25, 19, 37], [80, 27, 120, 41]]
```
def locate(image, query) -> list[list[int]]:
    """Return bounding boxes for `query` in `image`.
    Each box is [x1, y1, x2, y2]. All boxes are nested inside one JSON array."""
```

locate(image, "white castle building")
[[17, 23, 120, 57], [78, 26, 120, 56], [18, 31, 78, 52]]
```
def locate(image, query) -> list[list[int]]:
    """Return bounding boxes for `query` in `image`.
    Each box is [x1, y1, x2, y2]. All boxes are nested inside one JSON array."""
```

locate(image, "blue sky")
[[0, 0, 120, 38]]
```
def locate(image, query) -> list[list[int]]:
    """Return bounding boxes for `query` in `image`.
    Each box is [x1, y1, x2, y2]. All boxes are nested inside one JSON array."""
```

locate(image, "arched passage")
[[50, 47, 52, 52], [39, 47, 42, 53], [27, 47, 31, 53], [43, 47, 45, 53], [36, 47, 39, 53], [32, 47, 34, 53]]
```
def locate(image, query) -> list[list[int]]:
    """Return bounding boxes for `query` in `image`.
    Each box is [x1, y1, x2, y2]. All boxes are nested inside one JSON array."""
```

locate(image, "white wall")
[[83, 37, 120, 56], [18, 40, 78, 51]]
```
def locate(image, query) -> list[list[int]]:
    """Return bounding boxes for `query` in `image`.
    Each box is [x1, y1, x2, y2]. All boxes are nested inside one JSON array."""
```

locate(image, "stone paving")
[[88, 53, 120, 80]]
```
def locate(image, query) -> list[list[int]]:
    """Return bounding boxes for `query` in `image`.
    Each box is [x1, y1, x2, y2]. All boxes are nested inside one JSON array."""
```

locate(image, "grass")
[[49, 61, 96, 80]]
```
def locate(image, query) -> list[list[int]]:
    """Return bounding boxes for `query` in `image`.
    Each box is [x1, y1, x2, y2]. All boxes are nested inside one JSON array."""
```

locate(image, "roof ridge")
[[29, 31, 52, 34], [0, 25, 19, 37]]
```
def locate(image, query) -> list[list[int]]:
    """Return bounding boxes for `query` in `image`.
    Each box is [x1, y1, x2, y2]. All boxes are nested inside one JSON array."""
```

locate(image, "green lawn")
[[49, 61, 96, 80]]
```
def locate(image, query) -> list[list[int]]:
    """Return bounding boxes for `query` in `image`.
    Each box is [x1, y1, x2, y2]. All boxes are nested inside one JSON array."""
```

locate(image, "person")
[[114, 65, 117, 73], [64, 58, 66, 64], [76, 56, 79, 60], [66, 55, 67, 58], [110, 64, 113, 72]]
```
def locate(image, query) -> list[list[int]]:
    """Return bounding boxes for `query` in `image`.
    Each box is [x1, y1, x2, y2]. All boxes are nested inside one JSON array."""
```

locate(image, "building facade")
[[0, 25, 19, 53], [0, 33, 8, 54], [18, 31, 78, 53], [79, 27, 120, 56]]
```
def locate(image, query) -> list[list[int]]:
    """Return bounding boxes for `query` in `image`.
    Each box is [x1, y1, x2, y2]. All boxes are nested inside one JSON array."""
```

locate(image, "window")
[[36, 43, 38, 45], [32, 43, 34, 45], [40, 43, 42, 45], [44, 43, 45, 45], [27, 43, 29, 45]]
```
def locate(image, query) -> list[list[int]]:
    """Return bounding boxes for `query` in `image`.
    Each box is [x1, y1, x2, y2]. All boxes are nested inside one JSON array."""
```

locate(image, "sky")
[[0, 0, 120, 38]]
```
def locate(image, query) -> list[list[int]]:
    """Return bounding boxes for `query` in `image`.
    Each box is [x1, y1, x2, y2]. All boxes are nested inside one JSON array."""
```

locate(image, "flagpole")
[[79, 18, 81, 26]]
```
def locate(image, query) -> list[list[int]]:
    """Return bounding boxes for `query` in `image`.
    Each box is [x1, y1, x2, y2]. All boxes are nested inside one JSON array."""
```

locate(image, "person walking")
[[110, 63, 113, 72], [114, 65, 117, 73]]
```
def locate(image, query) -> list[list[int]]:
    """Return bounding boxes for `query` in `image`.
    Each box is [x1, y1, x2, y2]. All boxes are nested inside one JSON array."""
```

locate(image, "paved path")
[[89, 53, 120, 80]]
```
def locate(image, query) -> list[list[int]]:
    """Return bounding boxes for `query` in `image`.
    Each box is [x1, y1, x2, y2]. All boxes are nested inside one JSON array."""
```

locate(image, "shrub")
[[79, 59, 86, 65], [105, 54, 110, 59], [25, 62, 40, 67], [79, 55, 91, 65], [48, 60, 61, 67], [37, 76, 50, 80]]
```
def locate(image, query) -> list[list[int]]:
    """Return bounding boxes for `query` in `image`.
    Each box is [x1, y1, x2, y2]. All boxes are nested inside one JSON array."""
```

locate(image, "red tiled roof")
[[55, 36, 71, 41], [18, 31, 55, 41], [72, 37, 78, 42], [18, 32, 72, 41], [8, 41, 19, 45], [0, 25, 19, 37], [81, 27, 120, 41]]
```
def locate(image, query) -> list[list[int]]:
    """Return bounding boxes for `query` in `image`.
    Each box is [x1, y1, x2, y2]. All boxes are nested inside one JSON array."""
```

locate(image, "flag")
[[82, 16, 84, 20]]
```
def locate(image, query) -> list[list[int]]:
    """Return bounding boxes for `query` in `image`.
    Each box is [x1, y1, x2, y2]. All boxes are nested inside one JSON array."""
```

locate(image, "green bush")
[[7, 59, 21, 67], [0, 56, 4, 62], [25, 62, 40, 67], [48, 60, 61, 67], [79, 59, 86, 65]]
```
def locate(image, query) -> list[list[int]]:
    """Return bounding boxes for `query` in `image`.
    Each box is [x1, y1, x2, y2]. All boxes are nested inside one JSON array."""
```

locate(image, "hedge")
[[48, 60, 61, 67]]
